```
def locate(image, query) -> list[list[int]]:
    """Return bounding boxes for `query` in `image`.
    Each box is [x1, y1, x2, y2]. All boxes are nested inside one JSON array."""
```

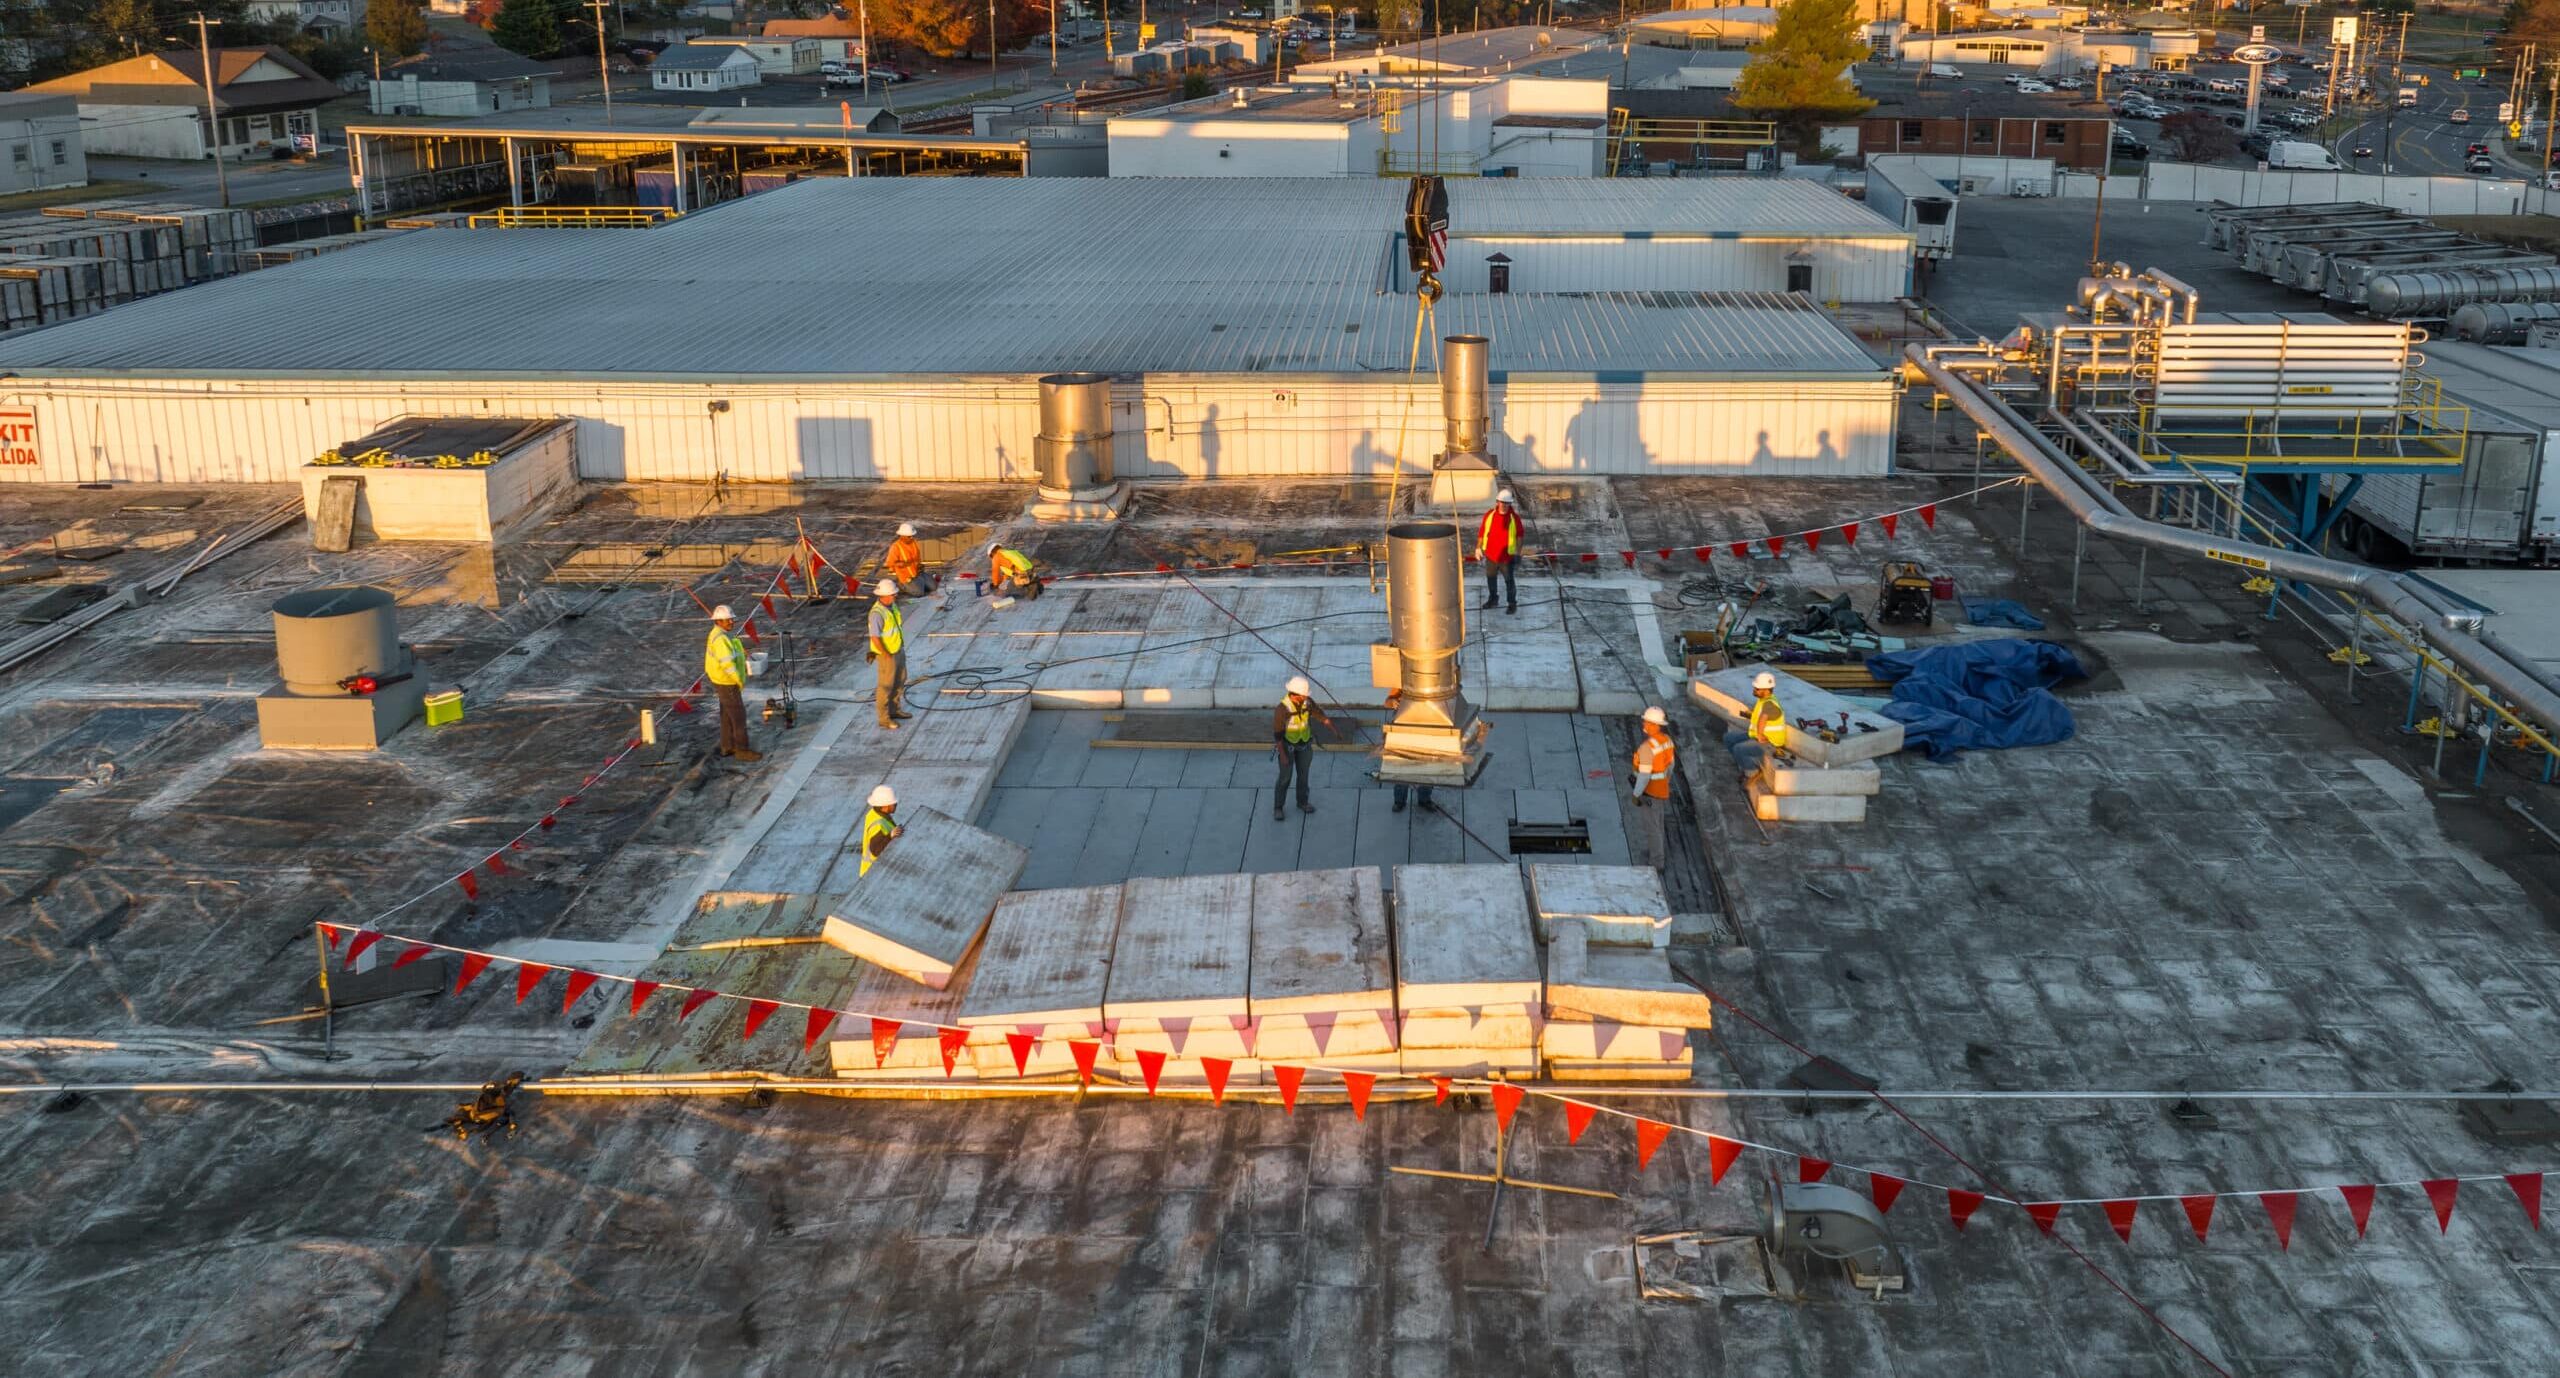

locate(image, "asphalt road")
[[2325, 62, 2516, 176]]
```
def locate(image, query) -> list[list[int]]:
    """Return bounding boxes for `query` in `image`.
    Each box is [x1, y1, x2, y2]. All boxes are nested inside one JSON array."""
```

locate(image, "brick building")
[[1857, 87, 2115, 172]]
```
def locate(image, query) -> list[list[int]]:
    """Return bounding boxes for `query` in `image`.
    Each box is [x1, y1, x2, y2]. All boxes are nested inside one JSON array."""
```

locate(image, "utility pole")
[[860, 0, 872, 97], [191, 13, 229, 209], [1049, 0, 1058, 76], [589, 0, 614, 123], [990, 0, 999, 92], [2544, 62, 2558, 179]]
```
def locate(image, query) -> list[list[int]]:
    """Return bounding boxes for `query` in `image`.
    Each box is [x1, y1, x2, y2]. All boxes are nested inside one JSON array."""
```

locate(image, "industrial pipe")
[[1908, 344, 2560, 736]]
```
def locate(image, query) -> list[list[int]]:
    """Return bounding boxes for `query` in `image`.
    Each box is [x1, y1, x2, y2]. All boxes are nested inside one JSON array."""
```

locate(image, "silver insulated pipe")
[[1377, 521, 1487, 785], [1440, 335, 1492, 467], [1034, 372, 1116, 500]]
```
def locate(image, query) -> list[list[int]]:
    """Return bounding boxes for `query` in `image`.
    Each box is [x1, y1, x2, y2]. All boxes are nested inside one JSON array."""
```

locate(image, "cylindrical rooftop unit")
[[2451, 300, 2560, 344], [1439, 335, 1492, 469], [1387, 521, 1465, 709], [2368, 266, 2560, 318], [1034, 372, 1116, 501], [272, 585, 402, 694]]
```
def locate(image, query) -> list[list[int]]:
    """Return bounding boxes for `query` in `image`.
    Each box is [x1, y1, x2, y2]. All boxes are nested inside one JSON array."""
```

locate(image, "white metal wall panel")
[[1443, 236, 1911, 301]]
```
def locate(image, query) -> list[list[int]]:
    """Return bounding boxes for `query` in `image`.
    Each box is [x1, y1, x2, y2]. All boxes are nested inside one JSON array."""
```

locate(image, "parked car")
[[2054, 76, 2083, 90], [2016, 79, 2053, 94]]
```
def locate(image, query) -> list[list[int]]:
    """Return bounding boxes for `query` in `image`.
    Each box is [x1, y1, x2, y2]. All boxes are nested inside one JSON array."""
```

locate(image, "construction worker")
[[857, 784, 903, 877], [1272, 674, 1318, 822], [1630, 705, 1675, 806], [1746, 670, 1790, 759], [883, 522, 935, 597], [988, 543, 1041, 602], [704, 604, 760, 762], [868, 578, 912, 731], [1477, 487, 1525, 615]]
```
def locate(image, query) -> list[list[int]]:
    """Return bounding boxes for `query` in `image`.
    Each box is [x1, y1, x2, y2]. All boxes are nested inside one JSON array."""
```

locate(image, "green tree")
[[2509, 0, 2560, 52], [2159, 109, 2238, 163], [1731, 0, 1873, 124], [366, 0, 431, 57], [490, 0, 564, 57]]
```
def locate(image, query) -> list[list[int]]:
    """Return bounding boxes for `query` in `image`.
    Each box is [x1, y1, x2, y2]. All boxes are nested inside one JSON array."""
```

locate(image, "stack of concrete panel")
[[819, 805, 1028, 988], [1541, 918, 1710, 1082], [1100, 874, 1259, 1086], [1691, 665, 1899, 823], [948, 883, 1125, 1080], [1248, 866, 1398, 1081], [825, 948, 980, 1079], [1393, 863, 1541, 1077], [1528, 863, 1672, 950]]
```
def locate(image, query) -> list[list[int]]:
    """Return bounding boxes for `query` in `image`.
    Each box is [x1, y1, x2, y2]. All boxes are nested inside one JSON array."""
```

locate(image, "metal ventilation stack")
[[1026, 371, 1128, 522], [1428, 334, 1504, 509], [1370, 522, 1488, 788]]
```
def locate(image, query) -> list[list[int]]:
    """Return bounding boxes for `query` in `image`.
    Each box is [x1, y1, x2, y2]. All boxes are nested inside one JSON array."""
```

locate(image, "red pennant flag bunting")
[[802, 1007, 839, 1051], [485, 853, 510, 877], [2182, 1194, 2218, 1242], [629, 979, 659, 1016], [454, 952, 495, 992], [1275, 1063, 1305, 1112], [1870, 1173, 1906, 1215], [319, 922, 344, 949], [759, 594, 777, 619], [1948, 1190, 1986, 1232], [671, 697, 695, 715], [2023, 1202, 2062, 1235], [784, 553, 801, 578], [1919, 503, 1938, 530], [1841, 522, 1859, 546], [1562, 1100, 1596, 1144], [1693, 547, 1712, 563], [1618, 550, 1635, 568], [1800, 1158, 1833, 1184], [2260, 1192, 2299, 1251], [1576, 552, 1595, 564], [1625, 1118, 1670, 1171], [560, 970, 598, 1011], [1202, 1056, 1234, 1103], [514, 963, 551, 1004], [2511, 1172, 2545, 1230], [740, 999, 779, 1041], [456, 870, 479, 901], [1729, 541, 1751, 561], [2423, 1178, 2460, 1233], [871, 1018, 903, 1066], [1134, 1047, 1167, 1095], [342, 929, 381, 967], [1432, 1077, 1452, 1105], [1706, 1135, 1744, 1185], [1006, 1031, 1036, 1077], [391, 941, 433, 970], [2103, 1199, 2138, 1244], [1880, 512, 1900, 540], [2338, 1183, 2376, 1239], [1803, 530, 1822, 554], [741, 620, 760, 644], [1656, 547, 1673, 561], [678, 987, 719, 1021], [938, 1026, 970, 1075], [1490, 1082, 1524, 1133], [539, 814, 558, 831], [1763, 536, 1785, 558], [1068, 1039, 1100, 1086], [559, 794, 580, 810], [1343, 1071, 1375, 1121]]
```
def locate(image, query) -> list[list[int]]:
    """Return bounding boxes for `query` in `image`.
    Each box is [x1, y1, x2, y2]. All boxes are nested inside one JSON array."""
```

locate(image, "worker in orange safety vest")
[[1630, 705, 1675, 805], [1476, 488, 1525, 615]]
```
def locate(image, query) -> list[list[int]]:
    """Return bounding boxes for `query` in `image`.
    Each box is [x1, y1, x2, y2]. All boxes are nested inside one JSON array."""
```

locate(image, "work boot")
[[1272, 806, 1285, 822], [1299, 800, 1316, 815], [1481, 594, 1498, 609], [880, 720, 901, 732], [892, 709, 914, 720], [1392, 795, 1407, 813], [733, 748, 764, 763], [1505, 603, 1517, 615]]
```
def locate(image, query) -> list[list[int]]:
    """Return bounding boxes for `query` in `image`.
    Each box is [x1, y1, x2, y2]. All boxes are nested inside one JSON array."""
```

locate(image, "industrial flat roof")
[[2416, 342, 2560, 432], [0, 177, 1898, 382]]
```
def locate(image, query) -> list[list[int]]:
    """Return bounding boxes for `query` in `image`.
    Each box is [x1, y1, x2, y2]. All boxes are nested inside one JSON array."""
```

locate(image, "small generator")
[[1875, 562, 1934, 627]]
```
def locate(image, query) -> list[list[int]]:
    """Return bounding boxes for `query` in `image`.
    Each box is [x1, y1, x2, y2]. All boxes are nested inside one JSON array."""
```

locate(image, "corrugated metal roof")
[[0, 177, 1891, 381], [2422, 342, 2560, 431]]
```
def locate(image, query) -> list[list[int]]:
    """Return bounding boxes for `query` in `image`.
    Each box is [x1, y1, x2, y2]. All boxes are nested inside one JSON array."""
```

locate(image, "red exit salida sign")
[[0, 408, 34, 466]]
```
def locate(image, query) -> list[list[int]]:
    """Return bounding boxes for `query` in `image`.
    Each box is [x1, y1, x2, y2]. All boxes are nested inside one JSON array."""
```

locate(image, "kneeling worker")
[[705, 604, 761, 763], [1273, 675, 1318, 822], [1745, 670, 1790, 761], [868, 578, 912, 731], [883, 522, 935, 597], [857, 784, 903, 877], [988, 542, 1041, 602], [1630, 704, 1675, 806]]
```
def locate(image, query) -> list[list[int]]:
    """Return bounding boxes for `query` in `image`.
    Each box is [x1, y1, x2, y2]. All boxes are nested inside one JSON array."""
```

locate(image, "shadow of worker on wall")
[[1749, 429, 1846, 472], [1566, 397, 1650, 473]]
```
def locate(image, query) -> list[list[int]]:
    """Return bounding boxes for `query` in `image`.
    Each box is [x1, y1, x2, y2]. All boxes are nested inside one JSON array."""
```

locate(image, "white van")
[[1929, 63, 1961, 79], [2267, 139, 2341, 171]]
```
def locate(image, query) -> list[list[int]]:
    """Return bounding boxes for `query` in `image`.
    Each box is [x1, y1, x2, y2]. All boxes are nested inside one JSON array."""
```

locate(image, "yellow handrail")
[[465, 206, 678, 229]]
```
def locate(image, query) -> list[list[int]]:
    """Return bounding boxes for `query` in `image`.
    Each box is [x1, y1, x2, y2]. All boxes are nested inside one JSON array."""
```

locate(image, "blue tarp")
[[1864, 639, 2087, 760], [1960, 597, 2047, 631]]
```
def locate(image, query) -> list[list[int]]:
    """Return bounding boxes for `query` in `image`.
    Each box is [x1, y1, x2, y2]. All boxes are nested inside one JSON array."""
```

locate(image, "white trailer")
[[2331, 342, 2560, 564], [1862, 158, 1957, 261]]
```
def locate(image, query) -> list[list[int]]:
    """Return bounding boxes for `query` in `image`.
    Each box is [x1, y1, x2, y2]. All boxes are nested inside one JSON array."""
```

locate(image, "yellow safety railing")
[[1604, 111, 1778, 175], [465, 206, 678, 229], [2133, 378, 2469, 470]]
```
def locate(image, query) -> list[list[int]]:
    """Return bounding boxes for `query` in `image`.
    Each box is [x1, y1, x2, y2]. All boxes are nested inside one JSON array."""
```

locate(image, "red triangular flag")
[[1006, 1031, 1036, 1076], [1870, 1173, 1906, 1215], [671, 697, 695, 715], [1562, 1100, 1596, 1144], [1134, 1047, 1167, 1095], [2338, 1183, 2376, 1239], [1729, 541, 1751, 560], [391, 941, 433, 969], [1275, 1063, 1304, 1112], [538, 814, 558, 831], [1656, 547, 1672, 561], [1707, 1135, 1743, 1185], [1803, 530, 1822, 554], [1948, 1190, 1986, 1231], [1634, 1118, 1671, 1171], [871, 1018, 903, 1066], [514, 963, 551, 1004], [740, 619, 760, 643], [1343, 1071, 1375, 1120], [1432, 1077, 1452, 1105], [1068, 1039, 1100, 1086], [1919, 503, 1937, 530], [1490, 1082, 1523, 1132], [318, 922, 344, 949], [2260, 1192, 2299, 1250], [1693, 546, 1712, 563], [2023, 1202, 2062, 1235], [2103, 1199, 2138, 1243], [342, 928, 381, 967], [803, 1007, 839, 1051], [1578, 552, 1597, 565], [485, 852, 509, 877], [784, 553, 801, 577], [739, 999, 778, 1041], [456, 870, 479, 901], [678, 987, 719, 1021], [1800, 1158, 1832, 1184], [1763, 535, 1785, 558], [759, 593, 776, 619], [1881, 512, 1900, 540], [2510, 1172, 2545, 1229], [1840, 521, 1859, 546], [560, 970, 598, 1011], [1619, 550, 1635, 568], [559, 794, 580, 809], [453, 952, 494, 992], [629, 979, 659, 1016], [1202, 1056, 1233, 1103], [2423, 1178, 2460, 1233], [2181, 1194, 2217, 1241], [938, 1026, 969, 1075]]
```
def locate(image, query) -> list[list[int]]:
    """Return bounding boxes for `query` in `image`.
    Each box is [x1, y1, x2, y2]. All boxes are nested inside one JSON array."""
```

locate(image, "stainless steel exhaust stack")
[[1372, 521, 1488, 785], [1435, 335, 1495, 471], [1034, 372, 1117, 502]]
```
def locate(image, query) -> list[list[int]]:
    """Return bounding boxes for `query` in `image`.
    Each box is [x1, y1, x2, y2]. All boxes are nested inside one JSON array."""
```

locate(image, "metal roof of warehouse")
[[0, 177, 1896, 381]]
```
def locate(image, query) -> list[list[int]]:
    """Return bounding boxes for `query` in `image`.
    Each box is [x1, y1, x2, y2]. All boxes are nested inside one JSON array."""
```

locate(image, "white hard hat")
[[875, 578, 898, 597], [711, 604, 736, 621], [896, 522, 916, 537], [868, 784, 897, 808], [1642, 705, 1668, 726], [1286, 675, 1312, 697], [1752, 671, 1778, 691], [1496, 488, 1516, 504]]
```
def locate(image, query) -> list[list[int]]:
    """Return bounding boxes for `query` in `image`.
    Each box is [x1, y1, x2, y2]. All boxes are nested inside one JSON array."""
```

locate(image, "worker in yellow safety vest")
[[988, 544, 1041, 602], [1630, 704, 1676, 805], [857, 784, 903, 877], [1746, 670, 1790, 758], [704, 604, 761, 762], [868, 578, 912, 731], [1272, 675, 1318, 822]]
